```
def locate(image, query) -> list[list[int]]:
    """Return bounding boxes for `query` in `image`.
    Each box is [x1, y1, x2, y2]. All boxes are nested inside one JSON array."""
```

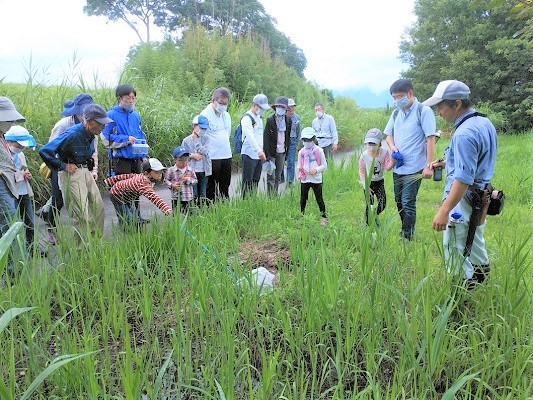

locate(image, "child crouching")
[[298, 127, 328, 226], [358, 128, 395, 225]]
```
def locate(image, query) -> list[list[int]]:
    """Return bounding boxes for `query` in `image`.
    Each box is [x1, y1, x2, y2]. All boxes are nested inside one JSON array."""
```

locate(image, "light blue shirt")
[[443, 109, 497, 201], [312, 113, 338, 148], [384, 99, 436, 175]]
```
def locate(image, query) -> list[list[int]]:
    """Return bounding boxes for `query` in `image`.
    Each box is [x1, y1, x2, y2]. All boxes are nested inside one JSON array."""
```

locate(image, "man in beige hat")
[[0, 97, 26, 240]]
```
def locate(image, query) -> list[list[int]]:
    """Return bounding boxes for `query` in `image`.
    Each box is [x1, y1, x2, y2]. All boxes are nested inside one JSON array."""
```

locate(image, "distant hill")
[[335, 87, 392, 109]]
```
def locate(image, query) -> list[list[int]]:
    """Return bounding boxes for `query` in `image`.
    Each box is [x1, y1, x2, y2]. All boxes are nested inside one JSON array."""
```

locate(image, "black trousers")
[[207, 158, 232, 201], [300, 182, 326, 218], [364, 179, 386, 225]]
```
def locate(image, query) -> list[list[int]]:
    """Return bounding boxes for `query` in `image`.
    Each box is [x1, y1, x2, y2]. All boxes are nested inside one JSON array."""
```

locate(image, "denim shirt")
[[39, 123, 96, 171]]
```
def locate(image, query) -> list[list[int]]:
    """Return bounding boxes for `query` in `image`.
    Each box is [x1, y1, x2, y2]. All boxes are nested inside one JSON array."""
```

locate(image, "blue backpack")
[[233, 113, 255, 153]]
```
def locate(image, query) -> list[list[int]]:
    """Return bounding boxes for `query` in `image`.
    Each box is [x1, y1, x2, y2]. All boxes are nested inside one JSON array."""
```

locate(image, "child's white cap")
[[4, 125, 37, 148], [301, 127, 316, 140]]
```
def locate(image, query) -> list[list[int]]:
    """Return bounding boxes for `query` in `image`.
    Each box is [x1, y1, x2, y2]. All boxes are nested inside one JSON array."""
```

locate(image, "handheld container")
[[448, 212, 462, 228], [433, 166, 443, 181], [132, 139, 149, 155]]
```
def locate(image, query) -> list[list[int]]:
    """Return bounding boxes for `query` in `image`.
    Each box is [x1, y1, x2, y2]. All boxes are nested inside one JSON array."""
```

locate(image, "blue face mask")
[[394, 97, 409, 109], [275, 107, 286, 116]]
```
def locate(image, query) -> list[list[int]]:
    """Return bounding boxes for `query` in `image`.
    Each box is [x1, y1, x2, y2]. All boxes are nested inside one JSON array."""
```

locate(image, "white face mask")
[[303, 141, 314, 149], [216, 103, 228, 113], [9, 146, 23, 154], [316, 111, 324, 118], [257, 108, 265, 117], [275, 107, 286, 116], [198, 128, 207, 136]]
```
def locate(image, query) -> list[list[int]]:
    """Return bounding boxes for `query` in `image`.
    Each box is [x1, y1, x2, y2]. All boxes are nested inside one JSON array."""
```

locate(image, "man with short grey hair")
[[40, 104, 112, 241], [312, 102, 338, 159], [201, 87, 232, 201]]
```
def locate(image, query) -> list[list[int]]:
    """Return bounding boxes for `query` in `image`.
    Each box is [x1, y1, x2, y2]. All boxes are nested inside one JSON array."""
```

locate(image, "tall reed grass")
[[0, 132, 531, 398]]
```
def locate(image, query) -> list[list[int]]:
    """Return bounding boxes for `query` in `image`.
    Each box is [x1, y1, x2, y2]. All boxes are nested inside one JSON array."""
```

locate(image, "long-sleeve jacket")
[[100, 105, 147, 159], [39, 123, 95, 171], [263, 114, 292, 159], [105, 173, 172, 215]]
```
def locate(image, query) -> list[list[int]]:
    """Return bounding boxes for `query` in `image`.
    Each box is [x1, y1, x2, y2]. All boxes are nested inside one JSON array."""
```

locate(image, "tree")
[[84, 0, 163, 43], [401, 0, 532, 130], [154, 0, 307, 77]]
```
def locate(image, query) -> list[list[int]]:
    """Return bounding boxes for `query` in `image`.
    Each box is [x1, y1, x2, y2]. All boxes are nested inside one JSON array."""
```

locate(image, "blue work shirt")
[[384, 99, 436, 175], [39, 123, 95, 171], [101, 105, 147, 159], [443, 109, 497, 201]]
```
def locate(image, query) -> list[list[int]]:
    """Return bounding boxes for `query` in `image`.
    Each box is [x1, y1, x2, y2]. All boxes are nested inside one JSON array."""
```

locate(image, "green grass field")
[[0, 131, 531, 399]]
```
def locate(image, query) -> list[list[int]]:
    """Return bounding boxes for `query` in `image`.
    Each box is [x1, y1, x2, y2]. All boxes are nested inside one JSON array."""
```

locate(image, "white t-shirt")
[[201, 104, 232, 160]]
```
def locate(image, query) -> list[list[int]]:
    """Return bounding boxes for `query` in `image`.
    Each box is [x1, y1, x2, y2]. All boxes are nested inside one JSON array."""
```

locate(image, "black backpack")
[[233, 113, 255, 153]]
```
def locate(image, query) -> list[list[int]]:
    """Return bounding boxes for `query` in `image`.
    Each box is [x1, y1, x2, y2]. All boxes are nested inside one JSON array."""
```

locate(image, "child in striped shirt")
[[164, 146, 198, 214], [105, 158, 171, 225]]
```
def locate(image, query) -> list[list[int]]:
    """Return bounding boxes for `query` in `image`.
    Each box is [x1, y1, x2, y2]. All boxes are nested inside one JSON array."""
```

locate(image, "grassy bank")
[[1, 133, 531, 399]]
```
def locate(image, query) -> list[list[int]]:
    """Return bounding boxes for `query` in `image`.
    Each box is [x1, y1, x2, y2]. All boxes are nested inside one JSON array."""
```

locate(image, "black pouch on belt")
[[486, 183, 505, 216]]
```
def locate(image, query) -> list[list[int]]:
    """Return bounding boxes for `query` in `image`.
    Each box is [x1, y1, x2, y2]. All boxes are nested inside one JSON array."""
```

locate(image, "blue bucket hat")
[[4, 125, 37, 149], [61, 93, 94, 117]]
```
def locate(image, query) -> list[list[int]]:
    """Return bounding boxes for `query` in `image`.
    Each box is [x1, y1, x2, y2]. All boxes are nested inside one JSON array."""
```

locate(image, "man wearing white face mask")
[[384, 78, 437, 241], [201, 87, 232, 201], [312, 102, 338, 159], [240, 93, 270, 197], [264, 96, 292, 196], [0, 97, 26, 241]]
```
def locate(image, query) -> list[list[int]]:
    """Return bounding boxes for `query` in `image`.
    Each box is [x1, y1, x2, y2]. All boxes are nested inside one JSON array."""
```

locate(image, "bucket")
[[132, 139, 149, 155]]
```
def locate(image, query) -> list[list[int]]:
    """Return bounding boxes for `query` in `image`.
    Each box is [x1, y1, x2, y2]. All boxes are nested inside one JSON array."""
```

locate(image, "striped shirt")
[[105, 173, 171, 215]]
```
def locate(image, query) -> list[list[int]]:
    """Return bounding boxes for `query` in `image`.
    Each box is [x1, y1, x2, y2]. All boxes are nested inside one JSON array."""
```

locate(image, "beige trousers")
[[58, 167, 104, 240]]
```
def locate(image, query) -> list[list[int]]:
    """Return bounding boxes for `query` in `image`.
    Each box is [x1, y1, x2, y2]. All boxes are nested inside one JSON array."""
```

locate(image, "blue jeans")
[[286, 137, 299, 184], [241, 154, 263, 197], [0, 178, 17, 237], [110, 194, 136, 225], [393, 172, 422, 240], [193, 172, 208, 204]]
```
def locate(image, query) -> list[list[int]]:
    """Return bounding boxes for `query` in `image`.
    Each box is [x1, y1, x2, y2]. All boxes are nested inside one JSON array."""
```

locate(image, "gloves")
[[391, 151, 404, 168]]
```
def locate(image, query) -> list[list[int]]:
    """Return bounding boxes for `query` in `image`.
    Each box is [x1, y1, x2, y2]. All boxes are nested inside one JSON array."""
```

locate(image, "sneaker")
[[320, 217, 328, 226], [46, 229, 58, 245]]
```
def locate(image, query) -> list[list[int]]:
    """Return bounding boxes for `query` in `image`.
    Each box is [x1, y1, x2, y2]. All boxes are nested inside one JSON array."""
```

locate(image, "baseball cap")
[[83, 104, 113, 124], [422, 80, 471, 107], [4, 125, 37, 148], [288, 98, 297, 107], [173, 146, 190, 158], [272, 96, 289, 109], [253, 94, 270, 110], [192, 115, 209, 129], [61, 93, 94, 116], [364, 128, 383, 144], [0, 97, 25, 122], [142, 158, 166, 172], [301, 127, 316, 140]]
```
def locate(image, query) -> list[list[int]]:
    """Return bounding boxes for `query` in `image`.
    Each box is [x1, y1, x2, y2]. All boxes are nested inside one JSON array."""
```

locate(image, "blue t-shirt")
[[384, 99, 436, 175]]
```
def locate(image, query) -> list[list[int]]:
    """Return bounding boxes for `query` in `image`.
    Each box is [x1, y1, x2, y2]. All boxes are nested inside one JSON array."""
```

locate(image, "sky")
[[0, 0, 416, 107]]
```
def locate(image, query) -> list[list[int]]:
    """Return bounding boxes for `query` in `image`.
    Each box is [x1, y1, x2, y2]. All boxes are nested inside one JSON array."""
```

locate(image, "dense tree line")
[[401, 0, 532, 131]]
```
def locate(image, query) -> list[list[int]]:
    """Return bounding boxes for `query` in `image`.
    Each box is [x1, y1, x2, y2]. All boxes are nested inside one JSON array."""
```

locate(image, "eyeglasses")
[[391, 93, 408, 100], [121, 95, 136, 101], [216, 99, 229, 106]]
